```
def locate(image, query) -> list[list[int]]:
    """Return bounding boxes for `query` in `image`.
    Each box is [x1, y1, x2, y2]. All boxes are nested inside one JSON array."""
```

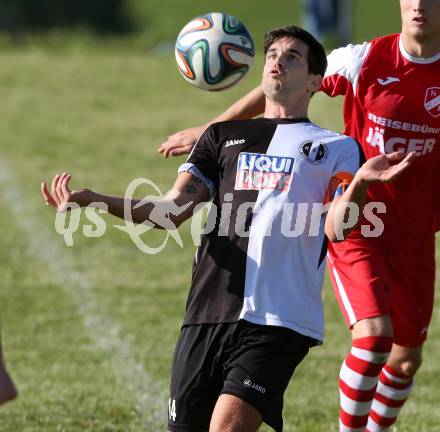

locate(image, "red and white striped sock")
[[339, 336, 393, 432], [366, 364, 413, 432]]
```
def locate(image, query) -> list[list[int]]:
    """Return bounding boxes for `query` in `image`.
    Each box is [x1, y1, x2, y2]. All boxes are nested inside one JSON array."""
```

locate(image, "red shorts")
[[327, 236, 436, 347]]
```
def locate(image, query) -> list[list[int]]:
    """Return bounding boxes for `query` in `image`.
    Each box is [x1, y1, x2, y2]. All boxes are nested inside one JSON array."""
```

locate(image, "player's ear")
[[308, 74, 322, 93]]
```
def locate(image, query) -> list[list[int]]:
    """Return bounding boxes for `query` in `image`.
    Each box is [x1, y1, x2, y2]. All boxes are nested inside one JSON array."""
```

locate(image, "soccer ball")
[[175, 12, 255, 91]]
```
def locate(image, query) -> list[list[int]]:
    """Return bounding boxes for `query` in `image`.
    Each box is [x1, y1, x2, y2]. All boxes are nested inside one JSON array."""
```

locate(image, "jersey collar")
[[262, 117, 311, 124], [399, 34, 440, 64]]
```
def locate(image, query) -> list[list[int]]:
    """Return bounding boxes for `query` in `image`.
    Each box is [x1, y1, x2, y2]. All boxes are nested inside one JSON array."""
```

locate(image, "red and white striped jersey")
[[321, 33, 440, 250]]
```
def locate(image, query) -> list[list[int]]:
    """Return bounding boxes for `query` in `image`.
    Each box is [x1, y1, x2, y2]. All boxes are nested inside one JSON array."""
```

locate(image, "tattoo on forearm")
[[186, 182, 198, 194], [185, 176, 203, 194]]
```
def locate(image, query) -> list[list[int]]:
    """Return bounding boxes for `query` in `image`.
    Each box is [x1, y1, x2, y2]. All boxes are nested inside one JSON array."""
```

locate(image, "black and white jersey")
[[178, 118, 362, 342]]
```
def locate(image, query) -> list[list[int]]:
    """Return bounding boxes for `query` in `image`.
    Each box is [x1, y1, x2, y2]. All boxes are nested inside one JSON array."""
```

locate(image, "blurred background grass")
[[0, 0, 401, 50]]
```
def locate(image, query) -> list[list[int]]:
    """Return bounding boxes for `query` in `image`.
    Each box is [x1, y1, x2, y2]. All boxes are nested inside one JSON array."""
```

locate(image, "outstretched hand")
[[41, 173, 90, 212], [359, 151, 416, 184], [158, 125, 205, 158]]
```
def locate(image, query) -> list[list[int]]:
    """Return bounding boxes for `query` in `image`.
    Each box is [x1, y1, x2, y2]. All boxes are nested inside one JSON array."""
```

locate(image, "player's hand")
[[41, 173, 92, 212], [158, 125, 205, 158], [359, 151, 416, 184]]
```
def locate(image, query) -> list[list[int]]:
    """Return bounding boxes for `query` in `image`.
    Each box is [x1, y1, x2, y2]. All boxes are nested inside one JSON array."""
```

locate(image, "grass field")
[[0, 2, 439, 431]]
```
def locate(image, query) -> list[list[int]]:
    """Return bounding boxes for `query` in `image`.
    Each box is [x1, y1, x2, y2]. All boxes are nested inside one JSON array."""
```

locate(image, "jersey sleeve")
[[178, 125, 220, 198], [325, 138, 364, 203], [321, 42, 371, 97]]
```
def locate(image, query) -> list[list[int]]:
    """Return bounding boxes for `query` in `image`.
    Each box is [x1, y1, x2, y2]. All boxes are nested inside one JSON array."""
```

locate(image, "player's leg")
[[327, 240, 393, 431], [217, 320, 313, 432], [301, 0, 325, 41], [209, 394, 262, 432], [366, 239, 435, 432], [336, 0, 352, 46], [366, 242, 434, 431], [366, 345, 420, 431], [168, 323, 230, 432], [0, 341, 17, 406], [387, 344, 422, 378], [337, 317, 393, 431]]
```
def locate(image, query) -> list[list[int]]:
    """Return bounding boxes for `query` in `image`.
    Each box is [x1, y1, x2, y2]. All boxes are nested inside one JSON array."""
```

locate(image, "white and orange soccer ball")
[[175, 12, 255, 91]]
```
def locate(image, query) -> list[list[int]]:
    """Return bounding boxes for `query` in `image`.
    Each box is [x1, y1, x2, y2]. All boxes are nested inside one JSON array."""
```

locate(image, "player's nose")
[[412, 0, 425, 11], [275, 55, 286, 70]]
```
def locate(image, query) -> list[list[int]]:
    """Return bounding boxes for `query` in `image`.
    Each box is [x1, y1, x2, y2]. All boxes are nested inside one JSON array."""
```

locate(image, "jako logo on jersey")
[[424, 87, 440, 118], [225, 139, 246, 147], [377, 77, 400, 86], [300, 141, 328, 164], [243, 379, 266, 394], [235, 152, 294, 192]]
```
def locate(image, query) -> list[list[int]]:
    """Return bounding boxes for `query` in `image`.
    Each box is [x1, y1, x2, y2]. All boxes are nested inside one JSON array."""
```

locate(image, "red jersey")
[[321, 34, 440, 250]]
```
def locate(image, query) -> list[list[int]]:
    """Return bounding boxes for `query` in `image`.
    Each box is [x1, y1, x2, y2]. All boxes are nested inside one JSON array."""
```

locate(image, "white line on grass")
[[0, 159, 167, 430]]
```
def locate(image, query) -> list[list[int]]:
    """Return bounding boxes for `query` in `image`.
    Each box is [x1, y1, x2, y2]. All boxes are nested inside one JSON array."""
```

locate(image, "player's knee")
[[394, 357, 422, 377], [210, 424, 256, 432], [352, 316, 393, 339], [210, 419, 244, 432], [209, 394, 262, 432], [210, 411, 260, 432]]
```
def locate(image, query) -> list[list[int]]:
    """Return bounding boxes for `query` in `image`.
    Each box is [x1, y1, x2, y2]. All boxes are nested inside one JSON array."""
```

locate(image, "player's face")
[[400, 0, 440, 40], [262, 37, 320, 102]]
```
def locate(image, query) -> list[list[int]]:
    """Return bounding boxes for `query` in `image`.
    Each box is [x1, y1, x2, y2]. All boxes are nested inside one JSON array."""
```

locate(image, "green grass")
[[0, 3, 438, 431]]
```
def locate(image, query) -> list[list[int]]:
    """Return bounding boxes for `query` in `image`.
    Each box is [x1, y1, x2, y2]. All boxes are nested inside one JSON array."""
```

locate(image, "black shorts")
[[168, 320, 315, 432]]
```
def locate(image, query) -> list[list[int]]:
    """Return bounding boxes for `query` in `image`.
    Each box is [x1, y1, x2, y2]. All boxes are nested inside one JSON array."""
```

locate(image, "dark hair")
[[264, 25, 327, 77]]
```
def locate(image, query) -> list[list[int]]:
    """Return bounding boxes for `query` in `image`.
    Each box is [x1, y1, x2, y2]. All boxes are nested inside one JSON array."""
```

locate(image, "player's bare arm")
[[325, 151, 416, 242], [41, 172, 210, 229], [158, 86, 266, 158]]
